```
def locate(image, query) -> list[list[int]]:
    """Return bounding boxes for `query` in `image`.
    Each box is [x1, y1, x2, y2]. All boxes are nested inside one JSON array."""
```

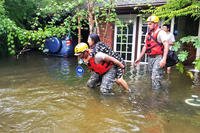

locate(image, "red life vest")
[[145, 28, 163, 55], [87, 57, 113, 75]]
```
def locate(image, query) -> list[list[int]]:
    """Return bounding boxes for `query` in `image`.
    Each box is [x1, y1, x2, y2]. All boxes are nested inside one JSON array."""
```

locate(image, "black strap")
[[146, 30, 162, 51], [148, 31, 162, 46]]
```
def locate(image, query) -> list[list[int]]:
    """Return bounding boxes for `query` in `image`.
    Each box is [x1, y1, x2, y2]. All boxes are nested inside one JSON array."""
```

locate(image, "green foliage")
[[0, 0, 5, 16], [0, 0, 120, 56], [144, 0, 200, 21], [31, 1, 82, 28], [94, 1, 118, 23], [176, 62, 185, 73], [179, 36, 200, 48], [4, 0, 38, 28], [177, 51, 188, 62], [173, 36, 200, 72], [193, 58, 200, 70], [0, 0, 73, 55], [173, 41, 181, 52]]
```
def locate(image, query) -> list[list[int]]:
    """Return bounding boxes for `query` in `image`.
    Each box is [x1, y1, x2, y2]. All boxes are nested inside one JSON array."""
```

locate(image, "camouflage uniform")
[[87, 66, 117, 94], [87, 42, 124, 94], [148, 55, 164, 89]]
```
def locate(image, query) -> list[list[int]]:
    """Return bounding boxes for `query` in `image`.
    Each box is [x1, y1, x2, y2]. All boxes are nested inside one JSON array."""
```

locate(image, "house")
[[98, 0, 200, 64]]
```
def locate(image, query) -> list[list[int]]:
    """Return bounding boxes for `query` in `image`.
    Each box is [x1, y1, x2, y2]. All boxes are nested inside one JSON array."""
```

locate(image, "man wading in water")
[[74, 42, 130, 95]]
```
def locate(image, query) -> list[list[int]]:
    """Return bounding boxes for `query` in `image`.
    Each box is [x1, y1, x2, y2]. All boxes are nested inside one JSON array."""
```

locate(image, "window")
[[114, 15, 136, 62]]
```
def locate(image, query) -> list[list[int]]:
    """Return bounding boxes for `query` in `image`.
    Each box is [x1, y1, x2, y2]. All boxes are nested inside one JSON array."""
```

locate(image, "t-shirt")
[[94, 52, 106, 64], [156, 29, 168, 44], [166, 32, 175, 50], [145, 29, 168, 44]]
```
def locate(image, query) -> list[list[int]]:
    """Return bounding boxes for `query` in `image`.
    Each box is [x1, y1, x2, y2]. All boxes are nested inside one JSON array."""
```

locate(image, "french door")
[[114, 15, 136, 62]]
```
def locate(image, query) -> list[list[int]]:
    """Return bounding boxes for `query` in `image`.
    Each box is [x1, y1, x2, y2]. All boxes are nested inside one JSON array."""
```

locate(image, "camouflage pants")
[[87, 66, 117, 94], [148, 55, 164, 89]]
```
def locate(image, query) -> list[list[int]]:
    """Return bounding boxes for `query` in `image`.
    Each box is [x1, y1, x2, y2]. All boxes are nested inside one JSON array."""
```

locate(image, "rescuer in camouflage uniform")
[[134, 15, 169, 89]]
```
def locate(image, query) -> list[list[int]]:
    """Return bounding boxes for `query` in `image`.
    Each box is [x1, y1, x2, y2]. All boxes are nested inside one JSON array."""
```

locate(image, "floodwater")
[[0, 52, 200, 133]]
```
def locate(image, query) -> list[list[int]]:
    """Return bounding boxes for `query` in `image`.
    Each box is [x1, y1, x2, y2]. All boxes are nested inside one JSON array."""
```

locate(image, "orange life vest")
[[145, 28, 163, 55], [87, 57, 113, 75]]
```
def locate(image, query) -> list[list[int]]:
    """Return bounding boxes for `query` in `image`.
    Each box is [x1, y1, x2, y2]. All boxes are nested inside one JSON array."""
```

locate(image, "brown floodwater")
[[0, 52, 200, 133]]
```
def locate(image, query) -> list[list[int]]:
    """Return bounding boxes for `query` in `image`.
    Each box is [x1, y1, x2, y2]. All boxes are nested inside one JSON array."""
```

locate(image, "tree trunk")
[[78, 15, 81, 43], [88, 0, 95, 34], [95, 14, 100, 35]]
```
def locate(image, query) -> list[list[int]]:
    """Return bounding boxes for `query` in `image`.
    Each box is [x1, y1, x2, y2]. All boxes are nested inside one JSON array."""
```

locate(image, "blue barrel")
[[59, 36, 74, 57], [45, 37, 62, 53]]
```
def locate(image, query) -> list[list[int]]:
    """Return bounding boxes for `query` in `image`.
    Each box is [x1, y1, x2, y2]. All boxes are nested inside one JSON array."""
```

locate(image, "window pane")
[[142, 36, 145, 43], [127, 45, 132, 52], [122, 53, 126, 60], [116, 44, 121, 51], [128, 36, 132, 43], [122, 27, 127, 34], [127, 53, 132, 60], [117, 36, 121, 43], [122, 44, 126, 51], [122, 36, 127, 43], [128, 24, 133, 34], [117, 27, 122, 34], [142, 26, 147, 34]]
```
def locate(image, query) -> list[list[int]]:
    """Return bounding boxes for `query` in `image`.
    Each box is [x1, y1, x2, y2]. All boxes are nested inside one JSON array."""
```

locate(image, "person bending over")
[[74, 43, 130, 95]]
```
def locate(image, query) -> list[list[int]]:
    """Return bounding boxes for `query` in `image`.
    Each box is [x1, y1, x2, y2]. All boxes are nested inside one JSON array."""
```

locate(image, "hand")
[[159, 59, 166, 68], [122, 69, 125, 74], [133, 58, 141, 66], [121, 65, 125, 74]]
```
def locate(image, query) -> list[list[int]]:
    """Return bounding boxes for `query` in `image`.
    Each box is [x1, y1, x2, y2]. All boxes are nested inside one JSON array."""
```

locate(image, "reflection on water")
[[43, 57, 71, 80], [0, 52, 200, 133], [192, 71, 200, 87]]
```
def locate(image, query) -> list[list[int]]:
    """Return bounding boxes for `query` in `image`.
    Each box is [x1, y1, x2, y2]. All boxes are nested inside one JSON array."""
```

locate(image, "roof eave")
[[116, 2, 166, 8]]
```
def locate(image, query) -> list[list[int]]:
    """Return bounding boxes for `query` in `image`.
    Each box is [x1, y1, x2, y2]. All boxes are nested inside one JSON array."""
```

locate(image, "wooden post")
[[78, 15, 81, 43]]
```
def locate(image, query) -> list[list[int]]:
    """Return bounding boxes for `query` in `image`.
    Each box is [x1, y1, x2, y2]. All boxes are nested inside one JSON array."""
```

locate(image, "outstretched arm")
[[134, 45, 146, 65]]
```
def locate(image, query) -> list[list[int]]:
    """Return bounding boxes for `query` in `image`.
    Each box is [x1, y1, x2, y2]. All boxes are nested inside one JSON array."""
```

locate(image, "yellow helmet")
[[147, 15, 159, 23], [74, 42, 89, 56]]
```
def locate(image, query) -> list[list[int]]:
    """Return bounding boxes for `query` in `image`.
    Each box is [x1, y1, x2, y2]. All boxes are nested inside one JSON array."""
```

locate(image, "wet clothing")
[[87, 57, 113, 75], [92, 42, 124, 79], [87, 66, 117, 94], [145, 28, 167, 89], [148, 55, 163, 89], [86, 42, 125, 94]]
